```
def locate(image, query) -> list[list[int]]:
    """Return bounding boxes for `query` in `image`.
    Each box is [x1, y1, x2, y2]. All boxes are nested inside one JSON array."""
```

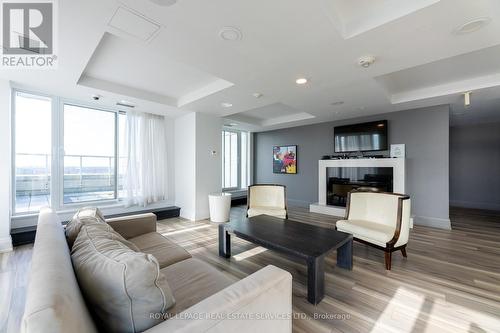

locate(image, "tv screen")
[[334, 120, 388, 153]]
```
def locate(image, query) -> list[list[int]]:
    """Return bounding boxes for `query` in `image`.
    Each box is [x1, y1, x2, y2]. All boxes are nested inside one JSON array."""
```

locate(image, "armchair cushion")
[[336, 219, 395, 248], [248, 185, 286, 209], [247, 207, 287, 219]]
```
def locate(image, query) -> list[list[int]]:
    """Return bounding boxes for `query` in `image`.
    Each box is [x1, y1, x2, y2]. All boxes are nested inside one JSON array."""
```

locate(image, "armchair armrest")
[[106, 213, 157, 239], [145, 265, 292, 333]]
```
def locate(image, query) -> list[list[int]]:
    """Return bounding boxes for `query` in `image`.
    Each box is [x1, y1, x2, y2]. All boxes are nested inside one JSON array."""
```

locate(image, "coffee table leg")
[[218, 224, 231, 258], [337, 238, 353, 270], [307, 255, 325, 305]]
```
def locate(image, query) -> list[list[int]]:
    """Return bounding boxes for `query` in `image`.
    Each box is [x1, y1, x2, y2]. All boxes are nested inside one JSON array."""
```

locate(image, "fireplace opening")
[[326, 167, 394, 207]]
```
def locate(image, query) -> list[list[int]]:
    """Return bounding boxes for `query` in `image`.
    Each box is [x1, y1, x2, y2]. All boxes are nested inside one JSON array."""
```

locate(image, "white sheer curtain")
[[124, 110, 167, 207]]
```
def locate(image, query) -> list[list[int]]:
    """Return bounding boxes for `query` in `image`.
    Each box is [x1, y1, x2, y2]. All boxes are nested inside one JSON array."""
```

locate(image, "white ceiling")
[[1, 0, 500, 131]]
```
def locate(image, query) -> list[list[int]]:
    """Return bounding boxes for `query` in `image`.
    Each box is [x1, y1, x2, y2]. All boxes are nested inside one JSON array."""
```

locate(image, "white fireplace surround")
[[310, 158, 406, 218]]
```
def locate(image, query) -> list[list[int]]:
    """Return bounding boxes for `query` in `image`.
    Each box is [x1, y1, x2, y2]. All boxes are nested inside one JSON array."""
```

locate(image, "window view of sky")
[[15, 93, 51, 156]]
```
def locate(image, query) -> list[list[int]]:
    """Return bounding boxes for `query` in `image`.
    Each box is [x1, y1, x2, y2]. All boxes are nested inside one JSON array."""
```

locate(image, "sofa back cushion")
[[71, 223, 175, 333], [65, 207, 106, 248], [22, 207, 98, 333], [66, 206, 139, 252]]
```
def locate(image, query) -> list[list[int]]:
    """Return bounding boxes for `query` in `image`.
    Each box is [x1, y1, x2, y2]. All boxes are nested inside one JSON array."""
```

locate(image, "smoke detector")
[[358, 55, 376, 68]]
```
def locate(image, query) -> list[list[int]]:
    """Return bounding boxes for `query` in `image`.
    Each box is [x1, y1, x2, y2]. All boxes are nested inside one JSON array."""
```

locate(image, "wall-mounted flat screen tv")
[[334, 120, 388, 153]]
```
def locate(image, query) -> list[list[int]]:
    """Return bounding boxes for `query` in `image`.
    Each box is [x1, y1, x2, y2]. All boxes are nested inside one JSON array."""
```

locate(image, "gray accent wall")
[[254, 105, 451, 229], [450, 122, 500, 211]]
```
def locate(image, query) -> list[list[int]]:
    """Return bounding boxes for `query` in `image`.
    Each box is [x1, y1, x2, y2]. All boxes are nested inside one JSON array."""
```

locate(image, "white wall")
[[195, 113, 222, 220], [174, 112, 222, 221], [0, 80, 13, 252]]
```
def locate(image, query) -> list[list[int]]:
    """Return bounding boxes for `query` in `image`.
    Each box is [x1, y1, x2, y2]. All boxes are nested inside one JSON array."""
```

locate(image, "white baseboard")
[[450, 200, 500, 211], [309, 203, 345, 218], [288, 199, 312, 208], [0, 236, 13, 253], [413, 215, 451, 230]]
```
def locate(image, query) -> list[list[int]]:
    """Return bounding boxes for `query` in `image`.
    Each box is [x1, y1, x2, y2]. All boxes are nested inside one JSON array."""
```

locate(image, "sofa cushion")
[[161, 258, 233, 316], [336, 219, 395, 247], [71, 224, 175, 333], [65, 207, 106, 248], [129, 232, 192, 268], [66, 207, 140, 251], [247, 207, 287, 219]]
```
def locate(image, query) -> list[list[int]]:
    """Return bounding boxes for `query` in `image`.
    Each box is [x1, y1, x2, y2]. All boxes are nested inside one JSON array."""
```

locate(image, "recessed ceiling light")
[[253, 92, 263, 98], [221, 102, 233, 108], [331, 101, 344, 106], [454, 18, 491, 35], [219, 27, 242, 41], [296, 78, 308, 85]]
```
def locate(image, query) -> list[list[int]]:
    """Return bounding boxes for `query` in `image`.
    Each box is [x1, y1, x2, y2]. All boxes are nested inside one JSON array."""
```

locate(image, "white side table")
[[208, 193, 232, 223]]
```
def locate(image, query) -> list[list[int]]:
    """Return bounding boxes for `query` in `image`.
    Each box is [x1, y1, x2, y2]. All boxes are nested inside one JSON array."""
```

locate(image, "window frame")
[[11, 88, 126, 216], [222, 129, 249, 192]]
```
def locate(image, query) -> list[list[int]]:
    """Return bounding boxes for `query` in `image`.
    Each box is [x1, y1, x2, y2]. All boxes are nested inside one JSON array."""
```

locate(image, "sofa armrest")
[[106, 213, 157, 239], [145, 265, 292, 333]]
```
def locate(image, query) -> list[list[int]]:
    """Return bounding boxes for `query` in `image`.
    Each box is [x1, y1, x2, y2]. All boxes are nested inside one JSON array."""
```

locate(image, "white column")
[[174, 112, 222, 221], [0, 80, 13, 252]]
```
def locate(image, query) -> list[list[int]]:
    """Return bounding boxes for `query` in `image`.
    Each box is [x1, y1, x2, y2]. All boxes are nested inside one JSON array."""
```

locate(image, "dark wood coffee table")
[[218, 215, 353, 305]]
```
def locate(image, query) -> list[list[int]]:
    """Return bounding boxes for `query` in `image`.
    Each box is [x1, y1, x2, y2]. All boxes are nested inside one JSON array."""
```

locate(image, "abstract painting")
[[273, 145, 297, 174]]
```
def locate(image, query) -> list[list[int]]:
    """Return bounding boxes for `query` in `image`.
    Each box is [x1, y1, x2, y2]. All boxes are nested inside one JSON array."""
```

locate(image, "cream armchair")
[[247, 184, 288, 219], [336, 188, 411, 270]]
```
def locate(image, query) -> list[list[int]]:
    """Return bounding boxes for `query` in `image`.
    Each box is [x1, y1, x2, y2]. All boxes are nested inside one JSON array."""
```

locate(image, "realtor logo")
[[1, 0, 57, 68]]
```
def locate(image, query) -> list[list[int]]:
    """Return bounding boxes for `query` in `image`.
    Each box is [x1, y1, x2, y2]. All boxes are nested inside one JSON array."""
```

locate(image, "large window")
[[63, 104, 116, 203], [222, 130, 249, 190], [12, 90, 126, 214], [14, 92, 52, 213]]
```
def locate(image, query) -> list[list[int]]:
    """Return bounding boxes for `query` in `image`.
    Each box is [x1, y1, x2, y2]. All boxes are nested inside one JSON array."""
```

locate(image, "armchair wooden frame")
[[341, 187, 410, 270], [247, 184, 288, 219]]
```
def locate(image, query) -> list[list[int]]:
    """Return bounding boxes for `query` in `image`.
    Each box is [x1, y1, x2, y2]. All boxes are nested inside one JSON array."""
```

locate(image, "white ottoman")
[[208, 193, 232, 223]]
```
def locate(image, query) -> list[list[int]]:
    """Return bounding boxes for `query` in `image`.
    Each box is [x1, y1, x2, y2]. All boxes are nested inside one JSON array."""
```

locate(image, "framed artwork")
[[273, 145, 297, 174]]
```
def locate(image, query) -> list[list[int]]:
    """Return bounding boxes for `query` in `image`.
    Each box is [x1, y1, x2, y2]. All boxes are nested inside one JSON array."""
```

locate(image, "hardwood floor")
[[1, 206, 500, 333]]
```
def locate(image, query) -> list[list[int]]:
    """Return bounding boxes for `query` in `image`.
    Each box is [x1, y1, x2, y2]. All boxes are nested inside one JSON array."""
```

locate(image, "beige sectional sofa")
[[22, 207, 293, 333]]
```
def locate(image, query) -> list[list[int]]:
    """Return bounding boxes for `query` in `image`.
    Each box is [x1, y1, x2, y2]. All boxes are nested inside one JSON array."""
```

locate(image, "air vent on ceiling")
[[108, 7, 160, 41], [116, 101, 136, 108]]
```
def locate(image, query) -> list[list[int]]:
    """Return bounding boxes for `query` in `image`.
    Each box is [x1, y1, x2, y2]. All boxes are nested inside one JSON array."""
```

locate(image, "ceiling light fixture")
[[454, 17, 491, 35], [296, 78, 308, 85], [358, 55, 376, 68], [253, 92, 263, 98], [149, 0, 177, 6], [221, 102, 233, 108], [219, 27, 242, 41], [463, 91, 472, 107]]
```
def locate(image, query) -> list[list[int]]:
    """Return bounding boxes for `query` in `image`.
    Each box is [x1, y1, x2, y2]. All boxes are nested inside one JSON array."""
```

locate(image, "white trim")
[[309, 203, 344, 217], [413, 215, 451, 230], [0, 236, 13, 253]]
